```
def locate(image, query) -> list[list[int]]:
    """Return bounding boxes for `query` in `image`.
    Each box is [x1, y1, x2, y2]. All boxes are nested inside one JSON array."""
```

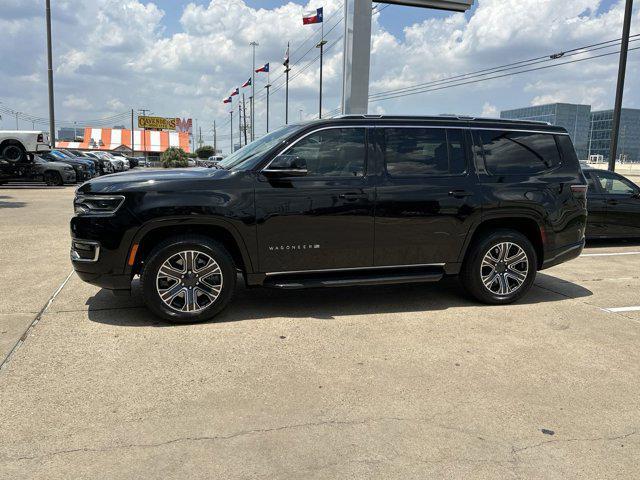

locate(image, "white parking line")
[[581, 251, 640, 257], [603, 306, 640, 313]]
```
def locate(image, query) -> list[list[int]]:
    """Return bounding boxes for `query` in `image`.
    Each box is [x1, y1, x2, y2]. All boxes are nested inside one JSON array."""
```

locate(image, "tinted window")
[[383, 128, 466, 176], [595, 171, 639, 195], [479, 130, 561, 176], [285, 128, 365, 177]]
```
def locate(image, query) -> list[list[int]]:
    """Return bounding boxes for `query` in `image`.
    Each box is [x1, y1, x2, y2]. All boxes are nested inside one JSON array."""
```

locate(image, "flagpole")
[[250, 41, 258, 142], [229, 109, 233, 154], [242, 93, 248, 145], [238, 102, 242, 147]]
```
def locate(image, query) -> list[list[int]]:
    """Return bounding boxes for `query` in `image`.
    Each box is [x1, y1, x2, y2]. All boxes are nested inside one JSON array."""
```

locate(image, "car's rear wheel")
[[140, 235, 236, 323], [461, 229, 537, 304], [1, 142, 26, 163], [44, 171, 63, 186]]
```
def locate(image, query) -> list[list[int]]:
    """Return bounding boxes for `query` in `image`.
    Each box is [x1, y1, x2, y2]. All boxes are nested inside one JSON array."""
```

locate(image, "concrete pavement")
[[1, 184, 639, 479]]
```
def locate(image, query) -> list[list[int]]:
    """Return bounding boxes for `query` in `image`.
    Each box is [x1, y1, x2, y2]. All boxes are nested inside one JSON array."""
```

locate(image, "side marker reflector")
[[128, 244, 139, 266]]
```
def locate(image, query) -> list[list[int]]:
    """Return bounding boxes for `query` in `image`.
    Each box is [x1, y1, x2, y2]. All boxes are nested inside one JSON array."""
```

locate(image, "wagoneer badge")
[[268, 244, 321, 251]]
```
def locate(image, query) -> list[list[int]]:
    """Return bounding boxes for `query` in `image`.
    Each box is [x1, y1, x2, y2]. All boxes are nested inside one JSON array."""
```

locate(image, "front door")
[[584, 171, 609, 237], [374, 126, 481, 266], [592, 170, 640, 237], [255, 127, 375, 272]]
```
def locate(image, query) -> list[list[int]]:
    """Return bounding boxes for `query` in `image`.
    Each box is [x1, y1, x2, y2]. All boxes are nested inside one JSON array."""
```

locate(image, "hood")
[[77, 167, 239, 194]]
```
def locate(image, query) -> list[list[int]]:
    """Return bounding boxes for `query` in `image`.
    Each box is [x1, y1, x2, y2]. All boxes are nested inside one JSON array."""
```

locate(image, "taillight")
[[570, 184, 588, 199], [37, 134, 44, 142]]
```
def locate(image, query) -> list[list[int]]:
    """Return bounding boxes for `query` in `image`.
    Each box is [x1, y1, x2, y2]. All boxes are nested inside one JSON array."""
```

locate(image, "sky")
[[0, 0, 638, 153]]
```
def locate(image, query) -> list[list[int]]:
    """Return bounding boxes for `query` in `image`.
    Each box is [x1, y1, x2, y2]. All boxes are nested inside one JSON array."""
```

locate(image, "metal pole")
[[213, 120, 217, 154], [249, 95, 253, 140], [265, 83, 271, 133], [45, 0, 56, 147], [238, 103, 242, 147], [230, 110, 233, 153], [608, 0, 633, 172], [317, 22, 327, 119], [285, 66, 291, 124], [250, 41, 258, 141], [242, 94, 248, 146], [341, 0, 372, 114], [15, 113, 19, 130], [130, 110, 134, 155]]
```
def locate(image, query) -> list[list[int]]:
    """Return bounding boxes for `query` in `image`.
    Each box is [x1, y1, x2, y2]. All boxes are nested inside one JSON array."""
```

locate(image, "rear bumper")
[[541, 239, 585, 270]]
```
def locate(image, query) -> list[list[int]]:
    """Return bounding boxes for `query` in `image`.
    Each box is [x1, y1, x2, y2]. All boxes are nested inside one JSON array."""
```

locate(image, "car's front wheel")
[[461, 229, 537, 305], [140, 235, 236, 323]]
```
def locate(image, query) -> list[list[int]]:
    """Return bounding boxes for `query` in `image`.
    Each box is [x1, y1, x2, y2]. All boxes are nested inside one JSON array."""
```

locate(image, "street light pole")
[[608, 0, 633, 172], [45, 0, 56, 147], [250, 41, 259, 142]]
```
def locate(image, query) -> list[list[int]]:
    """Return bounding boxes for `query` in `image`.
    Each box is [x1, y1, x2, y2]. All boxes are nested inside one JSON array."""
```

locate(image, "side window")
[[285, 128, 365, 177], [596, 172, 638, 195], [383, 128, 466, 176], [585, 173, 598, 192], [479, 130, 561, 176]]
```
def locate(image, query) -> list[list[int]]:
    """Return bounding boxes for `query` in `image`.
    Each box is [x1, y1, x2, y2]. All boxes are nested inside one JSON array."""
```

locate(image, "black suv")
[[71, 116, 587, 323]]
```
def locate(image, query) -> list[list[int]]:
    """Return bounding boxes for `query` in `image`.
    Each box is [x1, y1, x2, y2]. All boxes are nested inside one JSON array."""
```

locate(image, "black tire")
[[460, 229, 537, 305], [1, 142, 26, 163], [44, 171, 63, 186], [140, 235, 236, 323]]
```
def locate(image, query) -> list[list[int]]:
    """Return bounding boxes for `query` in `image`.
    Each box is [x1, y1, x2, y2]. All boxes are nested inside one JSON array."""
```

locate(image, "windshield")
[[218, 124, 302, 170]]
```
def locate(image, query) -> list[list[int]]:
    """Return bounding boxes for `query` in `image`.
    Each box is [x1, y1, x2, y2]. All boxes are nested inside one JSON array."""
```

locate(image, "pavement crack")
[[9, 417, 416, 462], [511, 429, 638, 454]]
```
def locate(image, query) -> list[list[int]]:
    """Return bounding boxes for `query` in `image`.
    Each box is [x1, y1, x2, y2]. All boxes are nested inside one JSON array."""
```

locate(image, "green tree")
[[196, 145, 215, 159], [160, 147, 189, 168]]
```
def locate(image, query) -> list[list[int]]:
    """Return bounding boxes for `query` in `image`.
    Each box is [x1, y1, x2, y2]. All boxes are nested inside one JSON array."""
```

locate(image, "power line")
[[370, 34, 640, 99], [370, 45, 640, 103]]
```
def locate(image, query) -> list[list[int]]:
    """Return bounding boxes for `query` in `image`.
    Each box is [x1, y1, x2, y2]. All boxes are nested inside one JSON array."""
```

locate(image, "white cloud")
[[1, 0, 638, 152]]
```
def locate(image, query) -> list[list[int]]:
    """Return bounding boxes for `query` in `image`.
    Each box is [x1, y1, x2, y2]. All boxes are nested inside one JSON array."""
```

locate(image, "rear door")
[[591, 170, 640, 237], [373, 125, 481, 266]]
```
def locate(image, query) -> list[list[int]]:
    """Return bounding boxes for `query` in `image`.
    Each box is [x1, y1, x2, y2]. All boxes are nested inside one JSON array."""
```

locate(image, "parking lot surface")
[[1, 183, 639, 479]]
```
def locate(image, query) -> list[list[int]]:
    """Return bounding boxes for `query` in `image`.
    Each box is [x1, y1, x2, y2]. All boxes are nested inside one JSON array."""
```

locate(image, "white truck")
[[0, 130, 51, 163]]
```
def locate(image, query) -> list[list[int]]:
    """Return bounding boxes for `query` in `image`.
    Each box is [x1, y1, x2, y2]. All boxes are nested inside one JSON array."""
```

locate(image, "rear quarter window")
[[479, 130, 561, 176]]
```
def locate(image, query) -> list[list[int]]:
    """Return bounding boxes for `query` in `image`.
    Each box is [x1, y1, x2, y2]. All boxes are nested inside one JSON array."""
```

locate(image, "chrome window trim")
[[70, 240, 100, 263], [265, 263, 446, 276]]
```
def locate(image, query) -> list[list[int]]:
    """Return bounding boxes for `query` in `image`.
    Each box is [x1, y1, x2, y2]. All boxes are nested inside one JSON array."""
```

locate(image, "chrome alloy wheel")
[[156, 250, 223, 313], [480, 242, 529, 296]]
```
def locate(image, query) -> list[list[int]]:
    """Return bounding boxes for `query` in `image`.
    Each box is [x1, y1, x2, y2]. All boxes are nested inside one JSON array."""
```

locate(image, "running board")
[[263, 266, 444, 290]]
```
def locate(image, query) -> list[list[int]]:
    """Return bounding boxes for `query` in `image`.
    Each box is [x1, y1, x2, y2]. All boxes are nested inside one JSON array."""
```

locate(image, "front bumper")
[[63, 171, 76, 184]]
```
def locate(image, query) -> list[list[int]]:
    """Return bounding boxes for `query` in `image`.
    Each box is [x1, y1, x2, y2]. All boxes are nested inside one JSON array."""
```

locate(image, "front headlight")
[[64, 166, 74, 171], [74, 195, 125, 216]]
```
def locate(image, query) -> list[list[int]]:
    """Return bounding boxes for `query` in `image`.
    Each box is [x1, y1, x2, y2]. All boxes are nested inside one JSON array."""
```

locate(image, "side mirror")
[[264, 154, 307, 177]]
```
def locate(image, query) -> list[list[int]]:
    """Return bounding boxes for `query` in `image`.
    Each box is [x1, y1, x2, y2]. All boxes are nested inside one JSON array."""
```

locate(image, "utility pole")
[[138, 108, 149, 163], [45, 0, 56, 147], [213, 120, 217, 154], [198, 126, 202, 150], [15, 112, 19, 130], [238, 102, 242, 147], [284, 42, 291, 125], [242, 93, 248, 146], [265, 82, 271, 133], [229, 110, 233, 154], [608, 0, 633, 172], [130, 109, 135, 155], [250, 41, 259, 141], [316, 21, 327, 119]]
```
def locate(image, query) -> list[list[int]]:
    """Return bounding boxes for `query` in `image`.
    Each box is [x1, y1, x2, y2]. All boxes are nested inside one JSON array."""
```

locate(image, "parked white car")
[[0, 130, 51, 162]]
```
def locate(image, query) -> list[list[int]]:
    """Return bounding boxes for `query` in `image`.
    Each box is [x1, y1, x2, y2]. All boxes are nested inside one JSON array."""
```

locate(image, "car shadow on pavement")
[[586, 238, 640, 248], [0, 195, 27, 208], [86, 273, 593, 327]]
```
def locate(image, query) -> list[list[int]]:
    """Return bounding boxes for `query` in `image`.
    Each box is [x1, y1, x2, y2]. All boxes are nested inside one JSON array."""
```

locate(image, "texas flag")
[[302, 7, 323, 25], [223, 96, 232, 104], [230, 87, 239, 96], [242, 78, 251, 88], [255, 63, 269, 73]]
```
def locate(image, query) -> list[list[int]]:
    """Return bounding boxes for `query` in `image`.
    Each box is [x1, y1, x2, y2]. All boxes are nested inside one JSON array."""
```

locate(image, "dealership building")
[[500, 103, 640, 162], [55, 126, 191, 155]]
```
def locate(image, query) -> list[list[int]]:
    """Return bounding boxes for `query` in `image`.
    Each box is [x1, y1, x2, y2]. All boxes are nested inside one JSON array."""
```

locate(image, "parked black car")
[[583, 168, 640, 238], [40, 152, 92, 182], [70, 116, 587, 323], [0, 154, 76, 185]]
